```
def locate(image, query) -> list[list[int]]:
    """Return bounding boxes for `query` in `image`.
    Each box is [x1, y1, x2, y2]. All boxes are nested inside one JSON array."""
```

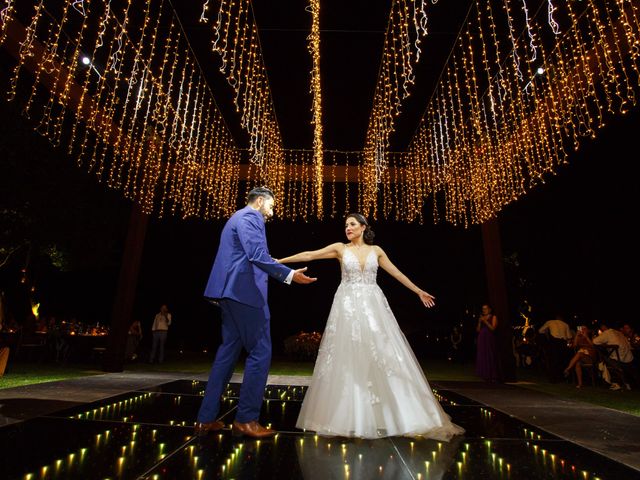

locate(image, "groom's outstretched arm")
[[278, 243, 343, 264], [237, 212, 316, 284], [237, 212, 291, 282]]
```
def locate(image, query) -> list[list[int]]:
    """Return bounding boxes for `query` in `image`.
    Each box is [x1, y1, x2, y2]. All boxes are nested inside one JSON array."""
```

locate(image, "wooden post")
[[102, 203, 149, 372], [481, 217, 516, 382]]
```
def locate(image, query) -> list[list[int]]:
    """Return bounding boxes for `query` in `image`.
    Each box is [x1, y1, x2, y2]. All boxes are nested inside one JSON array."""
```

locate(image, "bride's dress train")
[[296, 248, 464, 440]]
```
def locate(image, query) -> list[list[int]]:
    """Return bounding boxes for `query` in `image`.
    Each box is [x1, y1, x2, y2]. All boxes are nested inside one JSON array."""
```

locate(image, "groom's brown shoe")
[[194, 420, 225, 435], [231, 420, 276, 438]]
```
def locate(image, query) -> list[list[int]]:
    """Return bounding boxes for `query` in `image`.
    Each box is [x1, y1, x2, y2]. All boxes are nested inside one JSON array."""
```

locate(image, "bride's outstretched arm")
[[277, 243, 343, 264], [376, 246, 436, 308]]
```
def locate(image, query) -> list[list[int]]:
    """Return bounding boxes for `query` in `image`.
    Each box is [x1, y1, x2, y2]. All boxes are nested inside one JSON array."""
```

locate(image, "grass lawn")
[[418, 360, 640, 417], [123, 352, 317, 375], [513, 368, 640, 416], [0, 353, 314, 389], [421, 360, 480, 382], [2, 355, 639, 417], [0, 363, 103, 389]]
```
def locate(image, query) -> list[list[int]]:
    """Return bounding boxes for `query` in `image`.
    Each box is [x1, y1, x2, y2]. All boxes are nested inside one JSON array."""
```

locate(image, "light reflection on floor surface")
[[1, 380, 638, 479]]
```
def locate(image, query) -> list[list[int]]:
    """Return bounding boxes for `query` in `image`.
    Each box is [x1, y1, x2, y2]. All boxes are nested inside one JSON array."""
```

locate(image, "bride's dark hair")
[[346, 213, 375, 245]]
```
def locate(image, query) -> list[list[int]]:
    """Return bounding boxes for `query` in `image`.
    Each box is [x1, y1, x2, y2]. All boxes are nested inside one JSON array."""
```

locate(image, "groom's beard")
[[259, 206, 272, 222]]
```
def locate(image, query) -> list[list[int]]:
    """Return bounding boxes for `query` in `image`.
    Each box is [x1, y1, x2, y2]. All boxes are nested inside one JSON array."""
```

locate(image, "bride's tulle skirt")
[[296, 282, 464, 440]]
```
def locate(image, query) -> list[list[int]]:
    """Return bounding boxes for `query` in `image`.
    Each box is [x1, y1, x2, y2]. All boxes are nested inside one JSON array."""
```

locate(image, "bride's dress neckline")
[[343, 247, 375, 273]]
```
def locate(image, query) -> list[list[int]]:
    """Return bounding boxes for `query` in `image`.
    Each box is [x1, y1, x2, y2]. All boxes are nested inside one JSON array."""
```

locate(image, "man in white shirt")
[[149, 304, 172, 363], [593, 323, 636, 390], [593, 324, 633, 363], [538, 317, 572, 340], [538, 315, 572, 382]]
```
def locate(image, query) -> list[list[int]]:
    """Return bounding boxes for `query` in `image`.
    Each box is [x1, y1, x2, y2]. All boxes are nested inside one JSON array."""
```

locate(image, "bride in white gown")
[[278, 213, 463, 440]]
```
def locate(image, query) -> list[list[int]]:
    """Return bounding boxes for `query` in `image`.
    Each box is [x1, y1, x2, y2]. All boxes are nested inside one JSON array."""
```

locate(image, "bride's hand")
[[418, 291, 435, 308]]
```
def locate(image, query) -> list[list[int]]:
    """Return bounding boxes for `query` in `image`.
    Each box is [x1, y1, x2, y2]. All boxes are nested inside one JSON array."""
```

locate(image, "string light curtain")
[[361, 0, 437, 218], [2, 1, 640, 225], [400, 0, 640, 226], [199, 0, 286, 202], [2, 0, 241, 219]]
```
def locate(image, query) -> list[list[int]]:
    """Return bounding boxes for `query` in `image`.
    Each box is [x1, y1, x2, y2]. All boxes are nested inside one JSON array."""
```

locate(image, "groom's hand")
[[292, 267, 317, 284]]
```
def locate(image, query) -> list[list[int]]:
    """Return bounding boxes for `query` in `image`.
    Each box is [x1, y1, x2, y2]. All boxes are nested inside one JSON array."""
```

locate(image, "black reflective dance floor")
[[1, 380, 638, 479]]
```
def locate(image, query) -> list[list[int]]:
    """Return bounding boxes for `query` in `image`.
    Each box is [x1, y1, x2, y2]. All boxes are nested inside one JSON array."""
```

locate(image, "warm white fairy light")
[[2, 0, 638, 224], [504, 0, 524, 82], [413, 0, 428, 61], [3, 0, 241, 220], [547, 0, 560, 35], [71, 0, 86, 16], [199, 0, 210, 23], [95, 0, 110, 49], [401, 0, 640, 225], [308, 0, 324, 218], [521, 0, 538, 62], [362, 0, 439, 218], [205, 0, 285, 194], [0, 0, 15, 46]]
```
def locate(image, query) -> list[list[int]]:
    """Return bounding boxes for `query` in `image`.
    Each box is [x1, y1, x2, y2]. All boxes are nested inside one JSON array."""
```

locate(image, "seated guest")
[[621, 323, 640, 350], [593, 322, 636, 390], [621, 323, 640, 369], [538, 314, 572, 382], [515, 328, 539, 367], [539, 315, 572, 340], [563, 326, 597, 388]]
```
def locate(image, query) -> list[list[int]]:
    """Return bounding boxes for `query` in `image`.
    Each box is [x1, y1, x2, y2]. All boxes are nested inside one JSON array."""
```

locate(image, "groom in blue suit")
[[196, 187, 316, 438]]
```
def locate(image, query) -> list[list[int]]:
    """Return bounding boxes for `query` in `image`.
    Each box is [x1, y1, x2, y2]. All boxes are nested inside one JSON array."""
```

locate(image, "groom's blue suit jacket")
[[204, 206, 292, 310]]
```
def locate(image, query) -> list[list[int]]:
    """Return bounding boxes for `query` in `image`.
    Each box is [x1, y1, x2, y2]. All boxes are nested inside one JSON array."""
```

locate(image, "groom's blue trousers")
[[197, 299, 271, 424]]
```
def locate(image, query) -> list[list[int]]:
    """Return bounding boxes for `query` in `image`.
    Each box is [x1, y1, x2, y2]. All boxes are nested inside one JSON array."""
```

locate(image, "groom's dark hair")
[[247, 186, 275, 204]]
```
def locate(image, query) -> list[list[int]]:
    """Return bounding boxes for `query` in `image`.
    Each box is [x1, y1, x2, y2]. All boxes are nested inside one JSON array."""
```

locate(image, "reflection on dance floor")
[[0, 381, 637, 479]]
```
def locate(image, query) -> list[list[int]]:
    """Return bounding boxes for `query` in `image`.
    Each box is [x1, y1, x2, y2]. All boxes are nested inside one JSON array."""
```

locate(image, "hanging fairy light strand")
[[307, 0, 324, 218], [3, 0, 241, 220], [0, 0, 15, 46], [2, 0, 639, 225], [200, 0, 285, 190], [401, 0, 640, 226], [361, 0, 439, 219]]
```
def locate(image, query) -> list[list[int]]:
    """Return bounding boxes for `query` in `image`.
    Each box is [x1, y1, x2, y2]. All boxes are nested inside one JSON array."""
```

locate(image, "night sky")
[[1, 1, 638, 356]]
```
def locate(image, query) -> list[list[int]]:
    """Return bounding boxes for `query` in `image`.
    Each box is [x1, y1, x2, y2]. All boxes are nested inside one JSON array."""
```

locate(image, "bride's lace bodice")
[[341, 248, 378, 285]]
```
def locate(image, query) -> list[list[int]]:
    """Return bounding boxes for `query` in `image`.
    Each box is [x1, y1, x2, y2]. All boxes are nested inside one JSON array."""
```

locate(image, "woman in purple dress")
[[475, 304, 501, 382]]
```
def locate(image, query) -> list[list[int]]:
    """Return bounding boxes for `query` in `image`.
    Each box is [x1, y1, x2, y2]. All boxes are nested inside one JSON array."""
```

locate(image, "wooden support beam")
[[102, 204, 149, 372], [481, 218, 516, 382], [238, 163, 402, 183]]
